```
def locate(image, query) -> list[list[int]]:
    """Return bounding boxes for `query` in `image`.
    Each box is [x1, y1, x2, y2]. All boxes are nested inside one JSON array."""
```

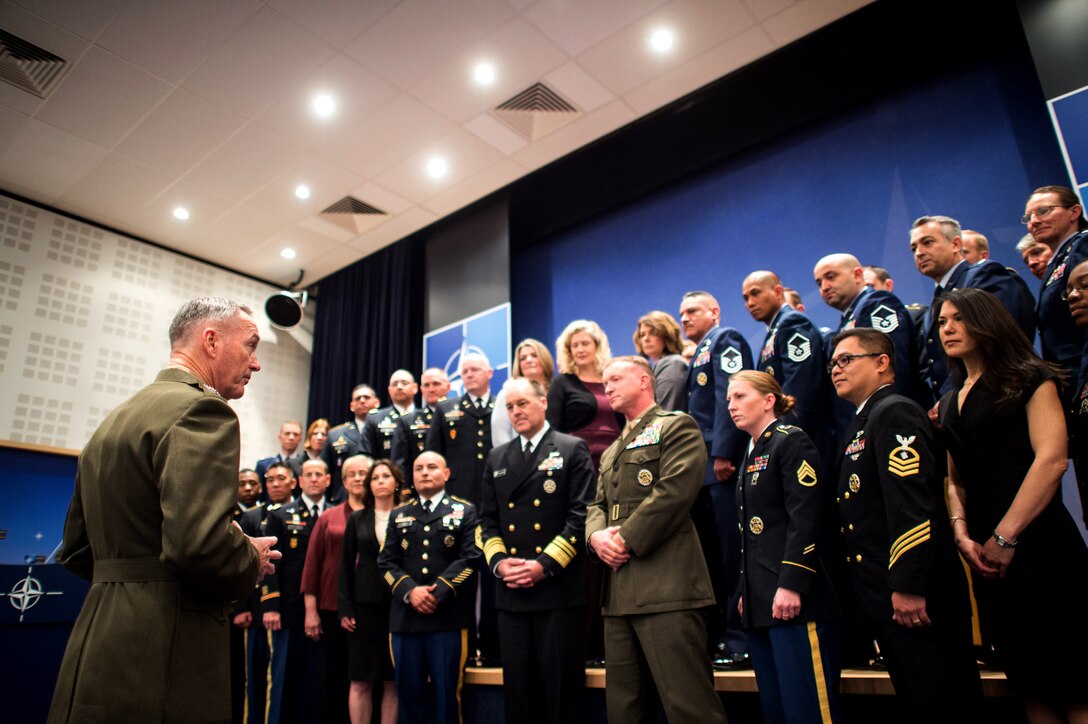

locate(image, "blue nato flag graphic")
[[423, 303, 511, 398]]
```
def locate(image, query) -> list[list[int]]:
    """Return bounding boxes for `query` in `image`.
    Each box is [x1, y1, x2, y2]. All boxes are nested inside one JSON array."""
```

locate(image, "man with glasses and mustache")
[[829, 328, 980, 723]]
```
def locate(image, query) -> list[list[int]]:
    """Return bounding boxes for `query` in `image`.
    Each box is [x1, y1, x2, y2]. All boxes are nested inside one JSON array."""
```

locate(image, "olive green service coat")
[[48, 368, 260, 724]]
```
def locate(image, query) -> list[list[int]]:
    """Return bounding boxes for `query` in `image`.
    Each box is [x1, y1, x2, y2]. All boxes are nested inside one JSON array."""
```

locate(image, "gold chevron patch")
[[888, 434, 920, 478], [796, 460, 817, 487], [889, 520, 930, 568]]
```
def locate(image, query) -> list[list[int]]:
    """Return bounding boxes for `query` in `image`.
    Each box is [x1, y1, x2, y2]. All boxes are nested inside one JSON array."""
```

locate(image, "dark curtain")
[[307, 235, 425, 425]]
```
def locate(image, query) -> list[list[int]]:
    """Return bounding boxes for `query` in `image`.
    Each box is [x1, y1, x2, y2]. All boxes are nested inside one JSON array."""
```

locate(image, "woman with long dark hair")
[[938, 287, 1087, 723]]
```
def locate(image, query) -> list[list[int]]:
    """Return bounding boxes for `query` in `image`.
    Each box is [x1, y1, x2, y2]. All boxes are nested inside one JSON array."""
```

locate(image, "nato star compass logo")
[[1, 566, 64, 622]]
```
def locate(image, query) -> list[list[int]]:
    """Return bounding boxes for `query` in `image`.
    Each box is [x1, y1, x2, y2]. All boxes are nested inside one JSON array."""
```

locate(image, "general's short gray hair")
[[912, 215, 962, 242], [168, 297, 252, 347], [1015, 233, 1039, 253]]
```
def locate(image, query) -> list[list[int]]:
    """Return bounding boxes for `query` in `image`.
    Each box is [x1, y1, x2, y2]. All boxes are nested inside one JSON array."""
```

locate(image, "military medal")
[[450, 429, 457, 440], [848, 473, 860, 493], [749, 517, 764, 535], [543, 480, 557, 494], [444, 534, 455, 547], [844, 430, 865, 460], [696, 372, 708, 386], [290, 538, 298, 549], [637, 469, 653, 486]]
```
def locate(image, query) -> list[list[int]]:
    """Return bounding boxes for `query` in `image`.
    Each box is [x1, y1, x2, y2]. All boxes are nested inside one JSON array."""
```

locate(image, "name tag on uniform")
[[494, 468, 507, 478]]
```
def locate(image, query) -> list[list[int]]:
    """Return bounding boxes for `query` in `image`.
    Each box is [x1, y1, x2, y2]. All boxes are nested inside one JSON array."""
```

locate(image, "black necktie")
[[311, 503, 320, 518], [423, 499, 432, 513], [523, 440, 533, 461], [932, 284, 944, 304], [476, 398, 485, 412]]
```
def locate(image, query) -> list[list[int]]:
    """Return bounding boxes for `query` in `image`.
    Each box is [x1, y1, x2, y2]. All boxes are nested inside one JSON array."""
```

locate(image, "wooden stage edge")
[[464, 666, 1011, 697]]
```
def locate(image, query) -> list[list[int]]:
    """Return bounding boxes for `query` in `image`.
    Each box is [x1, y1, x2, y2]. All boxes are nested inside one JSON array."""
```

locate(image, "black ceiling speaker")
[[266, 290, 308, 329]]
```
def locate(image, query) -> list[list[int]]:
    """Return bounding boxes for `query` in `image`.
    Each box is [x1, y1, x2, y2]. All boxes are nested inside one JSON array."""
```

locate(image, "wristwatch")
[[991, 530, 1017, 548]]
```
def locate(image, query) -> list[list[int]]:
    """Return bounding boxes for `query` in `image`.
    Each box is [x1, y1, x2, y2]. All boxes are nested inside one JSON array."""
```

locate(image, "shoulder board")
[[267, 503, 283, 511], [905, 303, 924, 310], [367, 408, 380, 415], [774, 424, 799, 435], [655, 409, 682, 416], [449, 495, 473, 505], [393, 500, 416, 512], [330, 422, 353, 432]]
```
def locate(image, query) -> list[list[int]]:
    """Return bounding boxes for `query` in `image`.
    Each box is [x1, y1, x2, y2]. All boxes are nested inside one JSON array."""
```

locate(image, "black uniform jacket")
[[338, 507, 391, 616], [425, 395, 494, 504], [399, 404, 440, 479], [260, 499, 319, 628], [835, 386, 969, 625], [479, 427, 595, 612], [362, 405, 414, 474], [324, 418, 368, 500], [378, 493, 481, 633], [736, 422, 839, 629]]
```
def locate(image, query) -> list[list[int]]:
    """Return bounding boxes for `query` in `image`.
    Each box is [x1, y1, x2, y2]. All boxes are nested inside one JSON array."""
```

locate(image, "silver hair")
[[912, 215, 962, 242], [168, 297, 252, 348], [1015, 232, 1040, 252]]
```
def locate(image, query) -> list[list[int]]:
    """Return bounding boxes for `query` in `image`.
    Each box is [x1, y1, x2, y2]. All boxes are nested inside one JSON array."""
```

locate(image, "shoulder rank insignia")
[[796, 460, 817, 487], [721, 346, 743, 374], [888, 434, 920, 477], [626, 420, 663, 448], [870, 305, 900, 333], [786, 332, 811, 362]]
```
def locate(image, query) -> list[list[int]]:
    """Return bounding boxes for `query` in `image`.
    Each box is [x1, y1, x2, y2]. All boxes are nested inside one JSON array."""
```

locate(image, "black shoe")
[[869, 654, 887, 670], [585, 658, 606, 668], [712, 652, 752, 671]]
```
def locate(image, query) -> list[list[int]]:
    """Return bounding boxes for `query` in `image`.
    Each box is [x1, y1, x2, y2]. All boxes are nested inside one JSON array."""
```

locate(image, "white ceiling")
[[0, 0, 871, 286]]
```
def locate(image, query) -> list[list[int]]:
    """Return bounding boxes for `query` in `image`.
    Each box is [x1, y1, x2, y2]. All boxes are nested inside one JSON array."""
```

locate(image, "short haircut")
[[265, 461, 295, 479], [1015, 232, 1041, 253], [604, 355, 656, 392], [961, 230, 989, 252], [556, 319, 612, 375], [633, 311, 684, 357], [830, 328, 895, 373], [782, 288, 804, 307], [168, 297, 252, 348], [681, 290, 720, 308], [301, 458, 329, 474], [505, 377, 547, 400], [511, 339, 555, 383], [352, 383, 376, 399], [460, 351, 492, 370], [342, 454, 374, 471], [863, 265, 891, 283], [280, 420, 302, 432], [912, 215, 962, 242], [239, 468, 258, 476]]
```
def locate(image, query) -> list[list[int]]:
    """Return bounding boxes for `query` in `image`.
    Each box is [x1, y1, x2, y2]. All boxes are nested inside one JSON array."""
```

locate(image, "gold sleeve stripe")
[[890, 528, 930, 561], [390, 575, 409, 593], [888, 534, 930, 568], [259, 591, 280, 602], [437, 577, 456, 594], [474, 525, 483, 550], [890, 521, 930, 558], [803, 544, 816, 555], [482, 536, 508, 564], [782, 560, 816, 573], [543, 536, 577, 568]]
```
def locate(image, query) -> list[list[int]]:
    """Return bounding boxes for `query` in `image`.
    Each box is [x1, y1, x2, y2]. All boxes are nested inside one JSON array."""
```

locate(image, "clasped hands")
[[496, 558, 546, 588], [589, 526, 630, 571]]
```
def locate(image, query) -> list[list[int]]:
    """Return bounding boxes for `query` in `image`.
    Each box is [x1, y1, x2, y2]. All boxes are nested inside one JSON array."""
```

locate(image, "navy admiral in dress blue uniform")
[[379, 451, 481, 724], [742, 271, 833, 463], [679, 290, 754, 666], [323, 384, 380, 500], [910, 216, 1036, 400], [261, 459, 332, 724], [830, 329, 981, 723], [479, 379, 595, 724], [362, 370, 418, 476], [727, 371, 843, 724]]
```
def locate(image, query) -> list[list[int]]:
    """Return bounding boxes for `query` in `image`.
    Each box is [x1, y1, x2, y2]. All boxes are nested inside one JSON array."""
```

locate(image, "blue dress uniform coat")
[[1037, 231, 1088, 403], [686, 325, 754, 468], [425, 395, 494, 504], [737, 423, 839, 629], [48, 368, 260, 724], [758, 306, 832, 452], [362, 405, 413, 474], [919, 260, 1036, 399], [479, 428, 594, 610]]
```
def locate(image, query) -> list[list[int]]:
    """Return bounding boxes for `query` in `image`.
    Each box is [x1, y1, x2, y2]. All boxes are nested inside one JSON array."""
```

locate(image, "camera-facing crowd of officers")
[[228, 185, 1088, 724]]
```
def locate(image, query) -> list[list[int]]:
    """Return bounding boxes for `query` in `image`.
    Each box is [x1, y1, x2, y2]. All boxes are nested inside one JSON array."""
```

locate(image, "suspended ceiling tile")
[[408, 17, 569, 125], [114, 89, 246, 177], [0, 1, 89, 114], [183, 5, 336, 118], [371, 128, 505, 204], [344, 0, 516, 89], [267, 0, 400, 49], [0, 118, 109, 201], [244, 154, 364, 224], [185, 124, 303, 203], [59, 154, 174, 225], [523, 0, 666, 56], [298, 244, 370, 284], [743, 0, 797, 22], [255, 52, 399, 150], [761, 0, 872, 46], [8, 0, 129, 41], [624, 24, 773, 115], [347, 181, 413, 216], [543, 62, 615, 113], [347, 205, 437, 254], [512, 98, 636, 171], [0, 103, 30, 156], [35, 47, 172, 148], [134, 180, 235, 236], [299, 214, 357, 242], [331, 94, 458, 179], [246, 225, 344, 273], [421, 159, 524, 218], [463, 112, 528, 155], [184, 203, 290, 260], [96, 0, 258, 84]]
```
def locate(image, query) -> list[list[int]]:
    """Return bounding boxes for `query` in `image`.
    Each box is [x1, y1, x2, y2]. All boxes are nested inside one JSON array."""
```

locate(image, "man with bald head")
[[362, 369, 419, 474], [741, 271, 830, 451], [814, 253, 918, 428]]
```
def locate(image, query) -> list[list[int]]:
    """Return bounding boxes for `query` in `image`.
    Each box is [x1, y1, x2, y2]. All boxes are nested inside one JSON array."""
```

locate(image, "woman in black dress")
[[938, 288, 1088, 723], [339, 459, 403, 724]]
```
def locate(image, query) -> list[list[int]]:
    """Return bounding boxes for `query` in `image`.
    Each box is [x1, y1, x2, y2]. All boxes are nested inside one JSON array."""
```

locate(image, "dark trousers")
[[477, 573, 500, 662], [230, 622, 246, 724], [245, 624, 270, 724], [874, 618, 982, 724], [603, 610, 726, 724], [315, 610, 349, 724], [747, 621, 843, 724], [691, 456, 745, 655], [268, 626, 319, 724], [391, 629, 469, 724], [497, 607, 585, 724]]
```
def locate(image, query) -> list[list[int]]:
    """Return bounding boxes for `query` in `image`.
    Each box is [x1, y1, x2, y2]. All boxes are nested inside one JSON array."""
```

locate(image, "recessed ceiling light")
[[311, 92, 337, 118], [426, 156, 448, 179], [649, 28, 675, 53], [473, 62, 496, 85], [172, 206, 190, 221], [294, 184, 311, 200], [281, 248, 297, 260]]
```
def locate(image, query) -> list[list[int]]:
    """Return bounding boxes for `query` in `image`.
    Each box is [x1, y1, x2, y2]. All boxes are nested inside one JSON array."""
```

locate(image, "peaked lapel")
[[509, 429, 554, 499]]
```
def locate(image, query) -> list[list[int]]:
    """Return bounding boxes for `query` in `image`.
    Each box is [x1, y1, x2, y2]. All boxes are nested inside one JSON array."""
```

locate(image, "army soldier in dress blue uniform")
[[742, 271, 832, 463], [379, 451, 481, 724], [323, 384, 380, 500], [679, 290, 754, 667], [398, 368, 450, 487], [261, 459, 332, 724], [829, 329, 981, 723], [479, 379, 595, 724], [727, 371, 843, 724], [362, 370, 418, 475]]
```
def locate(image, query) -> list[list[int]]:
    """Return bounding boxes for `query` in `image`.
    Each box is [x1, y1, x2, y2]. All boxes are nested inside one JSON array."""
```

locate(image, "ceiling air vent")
[[320, 195, 387, 235], [0, 28, 68, 98], [492, 82, 580, 141]]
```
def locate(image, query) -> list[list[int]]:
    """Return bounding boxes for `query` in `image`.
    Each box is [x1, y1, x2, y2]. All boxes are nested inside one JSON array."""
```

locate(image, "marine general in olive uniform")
[[586, 356, 727, 724], [479, 378, 595, 724]]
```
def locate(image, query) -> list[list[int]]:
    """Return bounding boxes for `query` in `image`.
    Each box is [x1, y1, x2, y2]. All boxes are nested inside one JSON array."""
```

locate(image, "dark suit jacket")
[[425, 395, 494, 504], [479, 428, 594, 611], [338, 507, 391, 616], [546, 373, 625, 433], [685, 325, 753, 469]]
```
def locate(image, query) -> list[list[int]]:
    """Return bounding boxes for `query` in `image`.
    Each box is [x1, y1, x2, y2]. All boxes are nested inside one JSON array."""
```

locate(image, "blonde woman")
[[491, 338, 555, 446]]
